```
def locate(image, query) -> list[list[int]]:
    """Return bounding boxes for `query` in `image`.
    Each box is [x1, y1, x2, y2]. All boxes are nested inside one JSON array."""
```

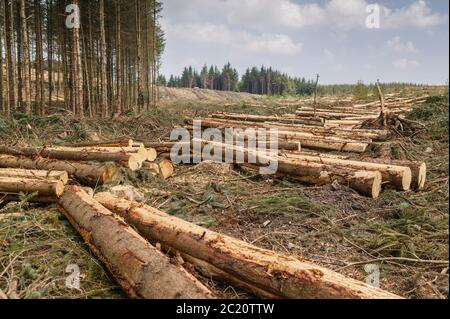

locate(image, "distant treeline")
[[162, 64, 424, 97]]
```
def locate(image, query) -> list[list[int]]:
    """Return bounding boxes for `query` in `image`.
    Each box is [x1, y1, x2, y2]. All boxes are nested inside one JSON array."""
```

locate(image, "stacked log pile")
[[0, 140, 174, 183], [295, 95, 429, 128], [179, 109, 426, 197]]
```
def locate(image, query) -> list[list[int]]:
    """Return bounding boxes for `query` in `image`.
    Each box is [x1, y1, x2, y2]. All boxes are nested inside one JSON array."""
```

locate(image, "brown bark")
[[114, 0, 122, 115], [71, 0, 83, 117], [0, 177, 64, 197], [195, 140, 381, 198], [19, 0, 31, 114], [0, 146, 143, 170], [92, 0, 108, 115], [280, 153, 412, 191], [0, 154, 121, 186], [58, 186, 214, 299], [94, 192, 401, 299], [35, 0, 44, 115]]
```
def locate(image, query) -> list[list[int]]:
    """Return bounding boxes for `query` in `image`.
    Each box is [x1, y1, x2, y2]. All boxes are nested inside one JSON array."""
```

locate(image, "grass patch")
[[245, 191, 336, 217]]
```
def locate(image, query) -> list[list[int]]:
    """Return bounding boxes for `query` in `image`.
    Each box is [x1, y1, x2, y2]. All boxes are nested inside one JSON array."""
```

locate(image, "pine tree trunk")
[[71, 0, 83, 117], [4, 0, 15, 114], [35, 0, 44, 116], [19, 0, 31, 114], [99, 0, 108, 117], [114, 0, 122, 116], [47, 0, 53, 109]]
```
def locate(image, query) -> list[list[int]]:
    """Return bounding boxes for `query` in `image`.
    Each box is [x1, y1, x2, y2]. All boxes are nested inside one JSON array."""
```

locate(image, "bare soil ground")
[[0, 87, 448, 299]]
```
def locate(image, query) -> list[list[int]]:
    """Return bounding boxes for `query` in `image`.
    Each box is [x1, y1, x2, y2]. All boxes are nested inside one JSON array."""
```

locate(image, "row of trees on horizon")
[[162, 64, 424, 98], [0, 0, 164, 118]]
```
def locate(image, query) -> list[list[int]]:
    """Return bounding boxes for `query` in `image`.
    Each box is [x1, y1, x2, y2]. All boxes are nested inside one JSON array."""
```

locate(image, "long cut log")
[[0, 155, 121, 187], [280, 153, 412, 191], [0, 146, 142, 170], [0, 168, 69, 184], [94, 193, 401, 299], [0, 177, 64, 197], [57, 186, 214, 299], [195, 140, 381, 198]]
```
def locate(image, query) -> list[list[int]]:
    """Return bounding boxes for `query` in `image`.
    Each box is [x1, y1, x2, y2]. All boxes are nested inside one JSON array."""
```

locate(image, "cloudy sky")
[[160, 0, 449, 84]]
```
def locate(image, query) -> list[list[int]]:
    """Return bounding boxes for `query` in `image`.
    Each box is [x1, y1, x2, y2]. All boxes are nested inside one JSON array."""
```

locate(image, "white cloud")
[[163, 0, 448, 31], [386, 37, 418, 54], [246, 34, 303, 55], [166, 22, 302, 56], [393, 58, 420, 70], [382, 0, 449, 29]]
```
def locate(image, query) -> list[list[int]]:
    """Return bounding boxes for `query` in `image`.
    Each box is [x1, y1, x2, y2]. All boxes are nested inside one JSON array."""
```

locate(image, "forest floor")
[[0, 89, 448, 299]]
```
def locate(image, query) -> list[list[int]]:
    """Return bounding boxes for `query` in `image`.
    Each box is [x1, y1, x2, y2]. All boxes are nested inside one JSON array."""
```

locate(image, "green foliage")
[[353, 80, 369, 100], [245, 191, 335, 217]]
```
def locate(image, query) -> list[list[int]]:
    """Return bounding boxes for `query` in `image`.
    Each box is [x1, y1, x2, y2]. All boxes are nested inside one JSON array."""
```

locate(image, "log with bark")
[[0, 146, 143, 170], [0, 177, 65, 197], [211, 113, 324, 126], [0, 155, 121, 187], [194, 140, 382, 198], [47, 146, 157, 163], [191, 120, 370, 153], [200, 117, 391, 142], [279, 153, 412, 191], [57, 186, 214, 299], [0, 168, 69, 184], [94, 192, 401, 299]]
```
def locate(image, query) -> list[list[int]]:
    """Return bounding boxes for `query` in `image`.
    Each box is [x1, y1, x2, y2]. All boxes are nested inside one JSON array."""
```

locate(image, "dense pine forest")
[[165, 64, 425, 98], [0, 0, 164, 118]]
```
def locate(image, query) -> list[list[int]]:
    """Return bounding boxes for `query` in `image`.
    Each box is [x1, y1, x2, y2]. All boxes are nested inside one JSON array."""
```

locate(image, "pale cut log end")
[[54, 180, 65, 197], [371, 172, 382, 199], [417, 162, 427, 190], [350, 171, 382, 199], [128, 155, 143, 171], [159, 159, 174, 179], [56, 171, 69, 184], [128, 139, 134, 147], [102, 164, 121, 184], [402, 168, 413, 192], [146, 148, 158, 162]]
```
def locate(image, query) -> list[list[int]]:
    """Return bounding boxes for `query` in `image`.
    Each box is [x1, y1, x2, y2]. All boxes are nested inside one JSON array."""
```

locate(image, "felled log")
[[212, 113, 324, 125], [193, 120, 370, 153], [0, 155, 120, 187], [48, 146, 157, 163], [280, 153, 412, 191], [0, 146, 142, 170], [360, 158, 426, 190], [0, 177, 64, 197], [94, 193, 401, 299], [57, 186, 214, 299], [195, 140, 381, 198], [0, 168, 69, 184]]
